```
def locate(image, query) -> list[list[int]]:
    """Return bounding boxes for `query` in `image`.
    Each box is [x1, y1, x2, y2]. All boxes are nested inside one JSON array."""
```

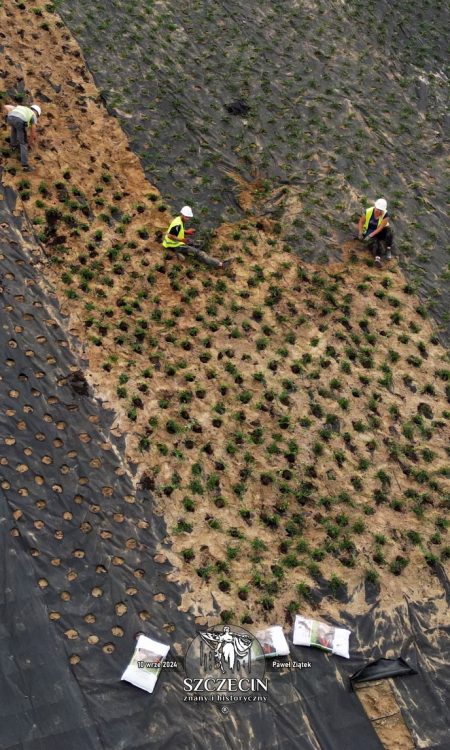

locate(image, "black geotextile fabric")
[[0, 487, 101, 750], [350, 657, 418, 686], [0, 175, 449, 749], [349, 591, 450, 749]]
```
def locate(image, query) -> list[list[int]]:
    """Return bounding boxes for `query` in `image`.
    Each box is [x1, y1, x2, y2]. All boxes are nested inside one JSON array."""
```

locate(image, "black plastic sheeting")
[[0, 488, 101, 750], [350, 657, 418, 687], [0, 175, 449, 749], [344, 586, 450, 749]]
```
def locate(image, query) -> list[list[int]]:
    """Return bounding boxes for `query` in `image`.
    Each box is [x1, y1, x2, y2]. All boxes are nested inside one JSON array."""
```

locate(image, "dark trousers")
[[166, 244, 223, 268], [365, 226, 394, 258], [7, 115, 29, 166]]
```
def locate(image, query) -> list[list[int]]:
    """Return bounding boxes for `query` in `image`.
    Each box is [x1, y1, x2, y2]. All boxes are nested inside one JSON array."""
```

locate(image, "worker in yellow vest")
[[163, 205, 230, 269], [163, 205, 196, 250], [3, 103, 41, 171], [357, 198, 394, 267]]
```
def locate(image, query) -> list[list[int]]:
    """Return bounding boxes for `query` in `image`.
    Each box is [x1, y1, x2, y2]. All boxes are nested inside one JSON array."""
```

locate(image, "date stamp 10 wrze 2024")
[[136, 659, 311, 669]]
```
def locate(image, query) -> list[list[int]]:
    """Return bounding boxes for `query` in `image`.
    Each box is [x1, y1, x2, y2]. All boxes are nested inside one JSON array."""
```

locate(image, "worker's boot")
[[371, 240, 381, 266], [379, 240, 388, 262]]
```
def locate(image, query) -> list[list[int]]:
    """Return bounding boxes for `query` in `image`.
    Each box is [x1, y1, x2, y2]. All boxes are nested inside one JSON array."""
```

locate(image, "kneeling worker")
[[357, 198, 394, 267], [163, 205, 229, 269]]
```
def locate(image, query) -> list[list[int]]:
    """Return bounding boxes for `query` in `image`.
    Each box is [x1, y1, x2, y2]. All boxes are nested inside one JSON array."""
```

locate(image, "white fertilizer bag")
[[255, 626, 290, 658], [121, 634, 170, 693], [293, 615, 350, 659]]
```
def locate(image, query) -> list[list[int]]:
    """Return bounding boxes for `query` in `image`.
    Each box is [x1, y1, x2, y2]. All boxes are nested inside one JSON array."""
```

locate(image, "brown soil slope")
[[1, 0, 449, 636]]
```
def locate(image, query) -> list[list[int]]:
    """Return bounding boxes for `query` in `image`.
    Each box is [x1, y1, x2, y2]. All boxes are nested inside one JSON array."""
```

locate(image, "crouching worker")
[[4, 103, 41, 171], [163, 205, 230, 269], [357, 198, 394, 267]]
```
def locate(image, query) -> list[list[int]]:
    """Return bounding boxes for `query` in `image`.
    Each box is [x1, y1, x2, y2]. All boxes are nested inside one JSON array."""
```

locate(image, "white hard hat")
[[30, 104, 42, 117], [375, 198, 387, 212], [180, 205, 193, 218]]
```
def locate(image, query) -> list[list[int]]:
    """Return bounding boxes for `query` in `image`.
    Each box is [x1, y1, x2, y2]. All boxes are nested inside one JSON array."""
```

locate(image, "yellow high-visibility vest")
[[10, 106, 36, 126], [363, 206, 386, 234], [163, 216, 185, 248]]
